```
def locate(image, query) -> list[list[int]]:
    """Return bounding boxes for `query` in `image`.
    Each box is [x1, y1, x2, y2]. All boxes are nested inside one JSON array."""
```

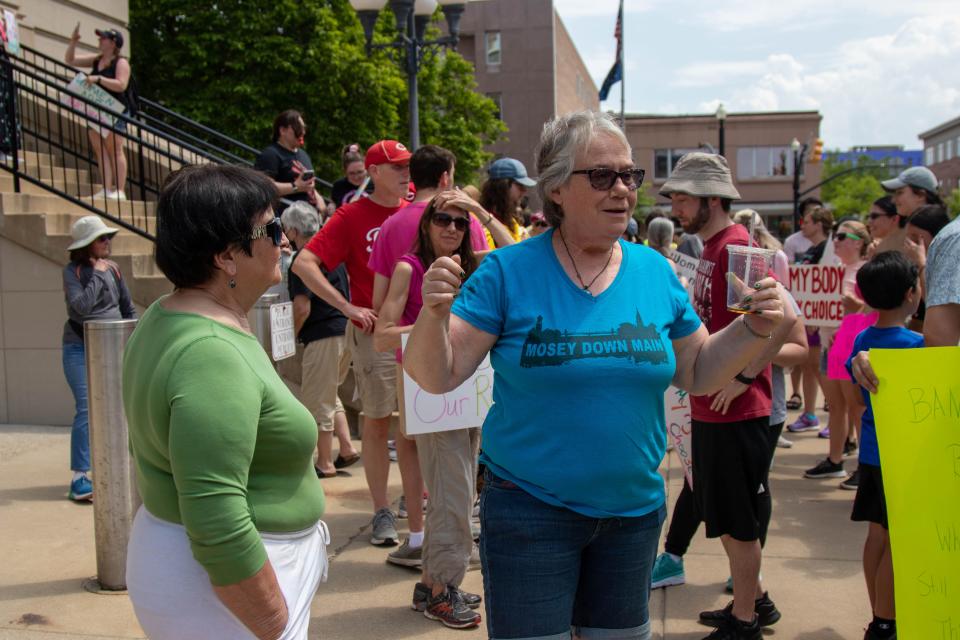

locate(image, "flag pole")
[[619, 0, 625, 131]]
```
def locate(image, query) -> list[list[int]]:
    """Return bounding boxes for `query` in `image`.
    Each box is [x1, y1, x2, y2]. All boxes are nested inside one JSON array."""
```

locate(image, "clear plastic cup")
[[726, 245, 775, 314]]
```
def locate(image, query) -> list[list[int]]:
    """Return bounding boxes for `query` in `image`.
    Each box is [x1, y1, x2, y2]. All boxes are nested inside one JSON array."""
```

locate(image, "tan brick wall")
[[5, 0, 129, 63], [553, 13, 598, 117]]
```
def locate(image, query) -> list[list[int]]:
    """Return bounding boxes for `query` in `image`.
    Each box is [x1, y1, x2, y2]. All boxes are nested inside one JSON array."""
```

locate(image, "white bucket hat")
[[67, 216, 119, 250]]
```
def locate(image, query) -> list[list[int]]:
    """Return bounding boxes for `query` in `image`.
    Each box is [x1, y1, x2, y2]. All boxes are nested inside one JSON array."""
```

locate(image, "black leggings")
[[664, 422, 783, 557]]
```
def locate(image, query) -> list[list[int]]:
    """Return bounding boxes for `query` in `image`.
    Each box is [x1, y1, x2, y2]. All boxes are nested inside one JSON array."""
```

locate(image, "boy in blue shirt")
[[846, 251, 923, 640]]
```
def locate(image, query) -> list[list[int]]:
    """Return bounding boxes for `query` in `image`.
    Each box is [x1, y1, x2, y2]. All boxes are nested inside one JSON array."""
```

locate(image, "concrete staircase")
[[0, 151, 172, 307]]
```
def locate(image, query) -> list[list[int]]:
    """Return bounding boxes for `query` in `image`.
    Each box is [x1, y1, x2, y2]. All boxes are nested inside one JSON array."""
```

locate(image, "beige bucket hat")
[[68, 215, 118, 250], [659, 152, 741, 200]]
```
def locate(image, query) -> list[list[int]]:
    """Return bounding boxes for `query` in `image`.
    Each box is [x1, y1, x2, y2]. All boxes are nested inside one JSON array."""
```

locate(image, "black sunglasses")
[[431, 212, 470, 232], [570, 167, 645, 191], [868, 212, 895, 220], [533, 220, 550, 228], [250, 218, 284, 246], [834, 231, 862, 242]]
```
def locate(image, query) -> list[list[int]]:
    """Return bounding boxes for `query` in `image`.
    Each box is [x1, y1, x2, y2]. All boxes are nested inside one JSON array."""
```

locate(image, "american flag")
[[599, 3, 624, 102]]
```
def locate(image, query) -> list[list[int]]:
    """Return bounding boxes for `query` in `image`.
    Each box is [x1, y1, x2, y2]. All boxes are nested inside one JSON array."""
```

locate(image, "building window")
[[654, 148, 698, 179], [736, 146, 796, 180], [947, 139, 954, 161], [487, 93, 502, 120], [485, 31, 501, 66], [926, 147, 935, 165], [937, 143, 944, 163]]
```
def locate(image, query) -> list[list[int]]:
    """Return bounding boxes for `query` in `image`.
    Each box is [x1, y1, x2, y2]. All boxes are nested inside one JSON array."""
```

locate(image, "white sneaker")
[[107, 190, 127, 201], [777, 435, 794, 449], [91, 188, 108, 199]]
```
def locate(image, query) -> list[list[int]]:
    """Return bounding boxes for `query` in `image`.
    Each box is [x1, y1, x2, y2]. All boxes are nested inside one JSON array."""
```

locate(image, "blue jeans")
[[480, 469, 665, 640], [62, 342, 89, 472]]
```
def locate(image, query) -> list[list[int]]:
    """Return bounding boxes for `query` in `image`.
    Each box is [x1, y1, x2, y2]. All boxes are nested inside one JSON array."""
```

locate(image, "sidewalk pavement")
[[1, 411, 869, 639]]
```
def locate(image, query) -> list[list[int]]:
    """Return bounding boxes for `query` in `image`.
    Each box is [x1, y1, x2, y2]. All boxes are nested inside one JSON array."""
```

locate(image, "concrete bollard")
[[85, 319, 140, 591]]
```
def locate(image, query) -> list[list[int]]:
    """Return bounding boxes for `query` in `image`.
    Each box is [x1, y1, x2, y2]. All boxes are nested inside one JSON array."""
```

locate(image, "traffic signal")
[[810, 138, 824, 163]]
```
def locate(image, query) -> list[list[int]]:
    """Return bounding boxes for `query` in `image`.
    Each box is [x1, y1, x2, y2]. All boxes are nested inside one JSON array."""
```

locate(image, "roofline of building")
[[624, 110, 821, 120], [919, 114, 960, 140]]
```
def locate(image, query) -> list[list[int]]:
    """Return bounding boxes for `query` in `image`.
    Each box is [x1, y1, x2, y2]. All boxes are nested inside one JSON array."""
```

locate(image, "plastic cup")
[[726, 245, 775, 314]]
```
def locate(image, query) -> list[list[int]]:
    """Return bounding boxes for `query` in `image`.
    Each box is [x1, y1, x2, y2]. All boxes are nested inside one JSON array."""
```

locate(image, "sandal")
[[315, 466, 338, 479], [334, 452, 361, 469], [786, 393, 802, 410]]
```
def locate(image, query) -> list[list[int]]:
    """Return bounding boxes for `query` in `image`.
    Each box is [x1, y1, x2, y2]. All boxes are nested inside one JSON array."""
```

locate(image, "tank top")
[[94, 56, 130, 110]]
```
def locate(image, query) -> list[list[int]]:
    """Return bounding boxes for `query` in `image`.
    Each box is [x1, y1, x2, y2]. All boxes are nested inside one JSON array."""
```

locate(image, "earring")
[[229, 278, 236, 289]]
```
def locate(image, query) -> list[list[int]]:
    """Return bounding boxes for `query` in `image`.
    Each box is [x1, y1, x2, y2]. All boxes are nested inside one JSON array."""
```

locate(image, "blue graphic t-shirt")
[[845, 326, 924, 466], [453, 231, 702, 517]]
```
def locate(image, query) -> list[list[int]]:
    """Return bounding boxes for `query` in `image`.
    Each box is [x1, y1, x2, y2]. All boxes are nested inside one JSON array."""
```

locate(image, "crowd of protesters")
[[67, 101, 957, 640]]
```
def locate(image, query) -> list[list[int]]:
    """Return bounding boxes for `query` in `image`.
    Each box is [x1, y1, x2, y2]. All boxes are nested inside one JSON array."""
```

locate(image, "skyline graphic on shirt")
[[520, 312, 668, 368]]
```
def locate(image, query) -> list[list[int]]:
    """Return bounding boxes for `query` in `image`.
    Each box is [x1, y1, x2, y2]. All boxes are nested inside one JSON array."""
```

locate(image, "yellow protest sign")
[[872, 346, 960, 639]]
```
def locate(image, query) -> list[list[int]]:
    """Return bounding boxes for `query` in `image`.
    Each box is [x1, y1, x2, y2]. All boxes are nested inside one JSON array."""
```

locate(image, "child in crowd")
[[846, 251, 924, 640]]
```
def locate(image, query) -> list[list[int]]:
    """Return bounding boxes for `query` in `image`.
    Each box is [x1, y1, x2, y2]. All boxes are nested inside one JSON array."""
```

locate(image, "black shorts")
[[692, 416, 771, 541], [851, 464, 887, 529]]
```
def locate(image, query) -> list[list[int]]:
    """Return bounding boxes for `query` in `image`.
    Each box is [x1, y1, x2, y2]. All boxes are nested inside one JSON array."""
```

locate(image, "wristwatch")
[[291, 182, 298, 193], [735, 372, 756, 385]]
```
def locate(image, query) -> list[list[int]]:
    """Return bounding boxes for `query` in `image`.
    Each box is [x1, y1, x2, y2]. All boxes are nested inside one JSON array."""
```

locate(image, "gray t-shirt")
[[62, 262, 137, 345], [926, 216, 960, 308]]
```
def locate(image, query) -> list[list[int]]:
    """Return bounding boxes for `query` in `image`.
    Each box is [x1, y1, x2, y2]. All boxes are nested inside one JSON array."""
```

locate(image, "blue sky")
[[553, 0, 960, 150]]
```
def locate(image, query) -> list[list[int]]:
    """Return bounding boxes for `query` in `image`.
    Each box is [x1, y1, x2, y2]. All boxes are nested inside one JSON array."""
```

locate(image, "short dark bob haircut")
[[856, 250, 918, 311], [155, 164, 276, 289]]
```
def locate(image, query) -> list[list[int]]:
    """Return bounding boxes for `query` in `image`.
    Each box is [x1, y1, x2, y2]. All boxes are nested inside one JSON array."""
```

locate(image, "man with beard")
[[651, 153, 796, 640]]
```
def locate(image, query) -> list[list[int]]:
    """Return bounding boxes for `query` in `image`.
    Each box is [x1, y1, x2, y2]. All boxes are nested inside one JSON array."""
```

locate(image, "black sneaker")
[[843, 439, 859, 458], [863, 621, 896, 639], [424, 585, 481, 629], [840, 467, 861, 491], [701, 611, 762, 640], [804, 457, 847, 479], [412, 582, 481, 612], [699, 592, 781, 628]]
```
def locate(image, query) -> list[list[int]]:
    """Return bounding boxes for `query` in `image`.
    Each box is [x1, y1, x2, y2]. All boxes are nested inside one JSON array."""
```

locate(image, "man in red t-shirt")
[[658, 153, 797, 640], [292, 139, 411, 547]]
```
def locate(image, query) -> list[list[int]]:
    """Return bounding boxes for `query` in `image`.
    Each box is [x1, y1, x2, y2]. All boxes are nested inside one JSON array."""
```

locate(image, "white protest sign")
[[269, 302, 295, 361], [400, 334, 493, 435], [664, 386, 693, 488], [60, 73, 125, 137], [786, 264, 845, 327], [2, 10, 19, 56], [669, 250, 699, 284]]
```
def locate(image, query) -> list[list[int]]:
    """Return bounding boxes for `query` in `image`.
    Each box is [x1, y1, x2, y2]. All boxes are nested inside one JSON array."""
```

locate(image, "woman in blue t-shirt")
[[403, 110, 789, 640]]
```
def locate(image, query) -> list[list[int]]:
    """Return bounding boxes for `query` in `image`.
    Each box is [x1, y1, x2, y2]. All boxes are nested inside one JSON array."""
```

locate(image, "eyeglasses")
[[533, 220, 550, 228], [570, 168, 645, 191], [431, 212, 470, 232], [250, 218, 284, 246], [834, 232, 862, 242], [868, 212, 895, 220]]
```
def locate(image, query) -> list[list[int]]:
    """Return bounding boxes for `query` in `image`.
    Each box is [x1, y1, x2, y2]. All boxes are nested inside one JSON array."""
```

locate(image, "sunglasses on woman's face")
[[250, 218, 284, 246], [431, 212, 470, 232], [868, 212, 894, 220], [570, 167, 646, 191], [834, 231, 862, 242], [533, 220, 550, 228]]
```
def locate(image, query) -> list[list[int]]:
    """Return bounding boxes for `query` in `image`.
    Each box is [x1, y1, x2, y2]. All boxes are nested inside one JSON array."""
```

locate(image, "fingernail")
[[743, 296, 753, 304], [741, 304, 751, 311], [460, 271, 466, 280], [755, 309, 763, 315], [754, 282, 763, 290]]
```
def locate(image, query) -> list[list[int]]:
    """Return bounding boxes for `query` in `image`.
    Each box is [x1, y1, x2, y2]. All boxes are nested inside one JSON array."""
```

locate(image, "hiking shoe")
[[68, 474, 93, 502], [424, 585, 482, 629], [840, 467, 861, 491], [843, 439, 859, 458], [777, 435, 793, 449], [370, 507, 399, 546], [412, 582, 481, 612], [787, 413, 819, 432], [701, 611, 762, 639], [818, 426, 831, 439], [699, 592, 780, 628], [804, 458, 846, 479], [651, 552, 685, 589], [387, 539, 422, 568]]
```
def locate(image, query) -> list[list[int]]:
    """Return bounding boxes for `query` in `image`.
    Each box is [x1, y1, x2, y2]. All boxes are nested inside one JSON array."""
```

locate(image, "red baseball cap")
[[365, 140, 412, 169]]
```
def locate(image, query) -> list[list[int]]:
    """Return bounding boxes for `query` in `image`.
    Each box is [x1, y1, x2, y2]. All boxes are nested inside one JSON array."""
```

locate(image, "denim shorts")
[[479, 468, 665, 640]]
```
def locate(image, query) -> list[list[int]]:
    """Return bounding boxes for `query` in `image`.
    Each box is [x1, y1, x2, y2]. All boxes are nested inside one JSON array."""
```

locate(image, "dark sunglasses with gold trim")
[[250, 218, 284, 246], [570, 167, 645, 191]]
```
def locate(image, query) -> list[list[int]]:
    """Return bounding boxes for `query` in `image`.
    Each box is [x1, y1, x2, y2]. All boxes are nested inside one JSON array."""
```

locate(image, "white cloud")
[[698, 0, 959, 32], [675, 16, 960, 147]]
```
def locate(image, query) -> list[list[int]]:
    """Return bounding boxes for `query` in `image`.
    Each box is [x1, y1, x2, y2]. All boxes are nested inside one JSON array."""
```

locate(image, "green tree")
[[819, 155, 890, 219], [946, 188, 960, 219], [129, 0, 503, 183]]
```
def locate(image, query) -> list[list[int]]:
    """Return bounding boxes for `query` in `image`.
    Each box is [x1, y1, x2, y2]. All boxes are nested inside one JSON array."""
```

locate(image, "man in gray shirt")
[[923, 215, 960, 346]]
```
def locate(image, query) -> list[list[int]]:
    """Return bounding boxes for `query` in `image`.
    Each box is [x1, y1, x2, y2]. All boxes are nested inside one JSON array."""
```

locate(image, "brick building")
[[919, 115, 960, 197]]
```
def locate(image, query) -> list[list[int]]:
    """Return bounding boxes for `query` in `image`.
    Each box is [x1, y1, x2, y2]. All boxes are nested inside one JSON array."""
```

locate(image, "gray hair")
[[536, 111, 631, 227], [281, 201, 320, 237], [732, 209, 782, 252], [647, 217, 674, 255]]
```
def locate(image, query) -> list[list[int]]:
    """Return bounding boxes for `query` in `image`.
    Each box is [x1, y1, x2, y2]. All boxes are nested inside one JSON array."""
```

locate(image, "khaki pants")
[[415, 427, 481, 588]]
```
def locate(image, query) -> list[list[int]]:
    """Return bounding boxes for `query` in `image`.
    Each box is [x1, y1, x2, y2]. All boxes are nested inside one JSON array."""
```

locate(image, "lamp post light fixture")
[[715, 102, 727, 157], [349, 0, 469, 150]]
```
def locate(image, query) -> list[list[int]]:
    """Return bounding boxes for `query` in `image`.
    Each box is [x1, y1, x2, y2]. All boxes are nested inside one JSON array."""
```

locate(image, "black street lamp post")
[[715, 103, 727, 157], [350, 0, 468, 150], [791, 137, 807, 232]]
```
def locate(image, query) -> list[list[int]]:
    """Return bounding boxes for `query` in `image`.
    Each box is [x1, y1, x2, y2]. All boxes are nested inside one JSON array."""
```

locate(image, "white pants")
[[127, 506, 329, 639]]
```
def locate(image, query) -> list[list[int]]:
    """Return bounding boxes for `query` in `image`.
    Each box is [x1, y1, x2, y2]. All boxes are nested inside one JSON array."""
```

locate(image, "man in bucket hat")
[[652, 153, 799, 640]]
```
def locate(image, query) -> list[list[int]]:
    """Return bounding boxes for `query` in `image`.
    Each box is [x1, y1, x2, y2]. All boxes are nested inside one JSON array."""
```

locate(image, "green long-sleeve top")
[[122, 300, 325, 585]]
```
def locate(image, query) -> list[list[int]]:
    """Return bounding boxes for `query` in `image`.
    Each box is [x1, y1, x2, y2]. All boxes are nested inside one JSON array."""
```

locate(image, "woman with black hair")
[[330, 143, 372, 209], [373, 194, 482, 629], [61, 216, 136, 502], [123, 164, 328, 639], [480, 157, 536, 245]]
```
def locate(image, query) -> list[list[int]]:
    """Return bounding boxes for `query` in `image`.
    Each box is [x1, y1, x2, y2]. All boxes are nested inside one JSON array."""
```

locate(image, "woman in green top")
[[123, 164, 327, 640]]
